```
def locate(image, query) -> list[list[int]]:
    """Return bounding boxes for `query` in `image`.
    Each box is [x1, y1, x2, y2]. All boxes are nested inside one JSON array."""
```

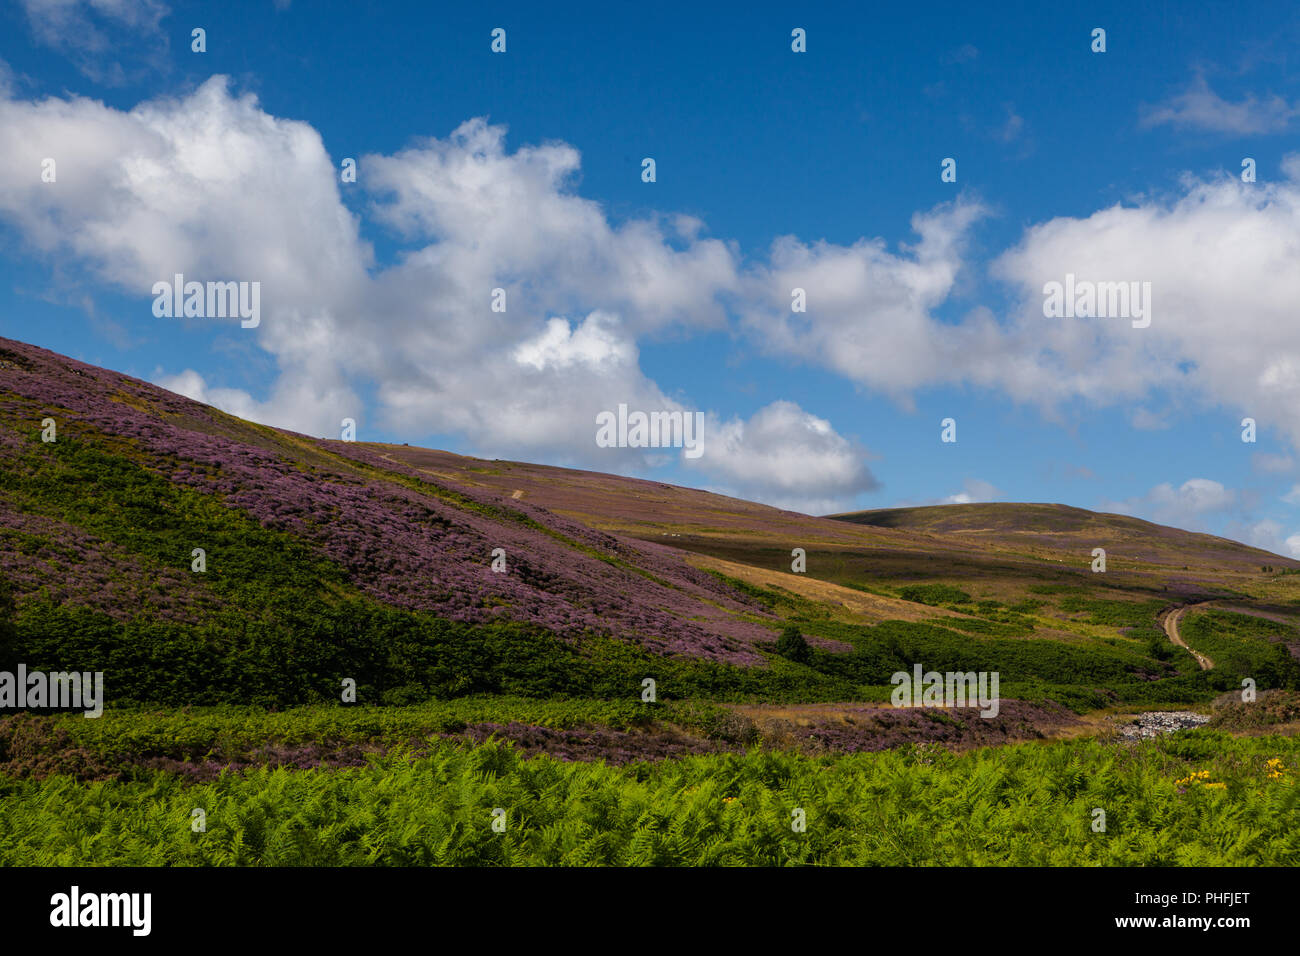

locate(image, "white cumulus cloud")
[[685, 401, 879, 514], [0, 78, 873, 511]]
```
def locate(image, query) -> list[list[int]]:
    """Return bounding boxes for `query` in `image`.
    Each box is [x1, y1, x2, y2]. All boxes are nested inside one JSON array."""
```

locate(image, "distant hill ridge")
[[830, 502, 1279, 558]]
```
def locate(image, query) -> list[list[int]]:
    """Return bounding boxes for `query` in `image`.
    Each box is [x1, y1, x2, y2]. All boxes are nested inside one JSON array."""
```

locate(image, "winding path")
[[1159, 602, 1214, 670]]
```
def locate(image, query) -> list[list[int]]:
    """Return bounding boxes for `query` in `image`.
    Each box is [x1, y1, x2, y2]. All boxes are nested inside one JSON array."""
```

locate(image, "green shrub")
[[775, 625, 812, 664], [897, 584, 971, 606]]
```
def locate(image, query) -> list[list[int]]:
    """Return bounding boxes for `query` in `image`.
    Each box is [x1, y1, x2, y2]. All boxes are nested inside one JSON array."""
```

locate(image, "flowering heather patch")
[[1207, 689, 1300, 731], [0, 701, 1072, 781], [0, 502, 214, 622], [0, 337, 775, 664], [325, 441, 769, 605], [134, 743, 387, 782]]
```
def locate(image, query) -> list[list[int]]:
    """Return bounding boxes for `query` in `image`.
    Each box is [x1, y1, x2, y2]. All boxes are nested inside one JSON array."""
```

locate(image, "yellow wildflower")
[[1175, 769, 1223, 790]]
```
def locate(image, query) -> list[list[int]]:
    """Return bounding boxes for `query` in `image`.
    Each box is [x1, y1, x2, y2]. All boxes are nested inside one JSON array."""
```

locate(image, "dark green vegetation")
[[11, 586, 1245, 713], [1180, 610, 1300, 690], [897, 583, 972, 606], [774, 624, 811, 663]]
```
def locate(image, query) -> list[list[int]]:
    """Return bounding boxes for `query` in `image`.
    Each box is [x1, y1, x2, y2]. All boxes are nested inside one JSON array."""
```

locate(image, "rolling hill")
[[1, 335, 1298, 714]]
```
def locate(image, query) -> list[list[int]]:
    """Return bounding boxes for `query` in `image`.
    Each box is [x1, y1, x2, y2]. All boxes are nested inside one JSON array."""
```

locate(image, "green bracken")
[[0, 730, 1296, 866]]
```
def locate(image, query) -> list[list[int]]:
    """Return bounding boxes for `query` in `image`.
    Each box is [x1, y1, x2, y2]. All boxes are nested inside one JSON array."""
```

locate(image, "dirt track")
[[1160, 603, 1214, 670]]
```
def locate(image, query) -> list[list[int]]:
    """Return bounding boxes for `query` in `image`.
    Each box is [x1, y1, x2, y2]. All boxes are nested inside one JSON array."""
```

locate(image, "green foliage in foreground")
[[1, 732, 1297, 866]]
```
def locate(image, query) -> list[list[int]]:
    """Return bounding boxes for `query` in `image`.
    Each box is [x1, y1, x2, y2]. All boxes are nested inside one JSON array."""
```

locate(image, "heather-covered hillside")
[[2, 336, 1298, 713], [371, 445, 1300, 597], [0, 337, 794, 705]]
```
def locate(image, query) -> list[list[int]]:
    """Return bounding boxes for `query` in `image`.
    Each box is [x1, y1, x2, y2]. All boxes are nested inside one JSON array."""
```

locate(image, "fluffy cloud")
[[739, 154, 1300, 450], [346, 117, 742, 462], [0, 77, 871, 511], [992, 161, 1300, 445], [0, 76, 371, 435], [362, 119, 738, 338], [685, 401, 879, 514], [8, 74, 1300, 516], [737, 197, 990, 403]]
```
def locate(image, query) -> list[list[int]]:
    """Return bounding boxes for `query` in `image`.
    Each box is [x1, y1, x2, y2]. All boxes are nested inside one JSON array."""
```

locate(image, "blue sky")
[[1, 0, 1299, 555]]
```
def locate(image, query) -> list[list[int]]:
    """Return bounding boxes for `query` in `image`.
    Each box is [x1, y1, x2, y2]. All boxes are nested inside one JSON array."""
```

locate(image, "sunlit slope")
[[374, 445, 1300, 607]]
